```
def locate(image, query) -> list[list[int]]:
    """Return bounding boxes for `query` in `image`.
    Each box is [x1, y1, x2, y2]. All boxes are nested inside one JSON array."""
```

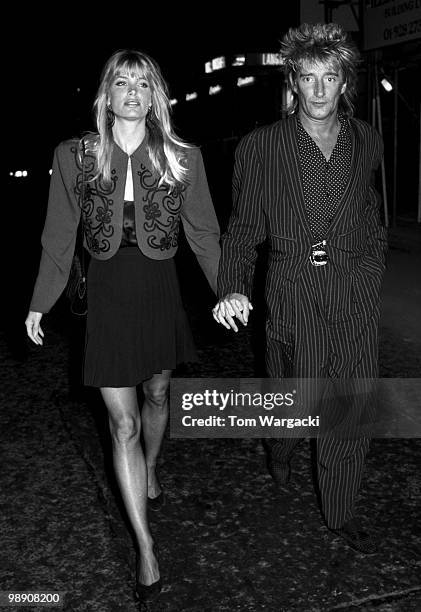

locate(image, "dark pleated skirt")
[[83, 247, 197, 387]]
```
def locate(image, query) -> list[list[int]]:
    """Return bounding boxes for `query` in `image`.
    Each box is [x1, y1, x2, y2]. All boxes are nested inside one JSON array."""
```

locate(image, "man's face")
[[291, 59, 346, 122]]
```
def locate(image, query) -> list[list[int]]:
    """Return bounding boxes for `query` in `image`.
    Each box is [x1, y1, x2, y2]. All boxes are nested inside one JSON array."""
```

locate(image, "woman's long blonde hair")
[[87, 49, 191, 189]]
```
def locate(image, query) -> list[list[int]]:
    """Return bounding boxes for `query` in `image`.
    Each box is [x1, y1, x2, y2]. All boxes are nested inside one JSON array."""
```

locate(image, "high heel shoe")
[[135, 577, 162, 604], [147, 489, 165, 511], [135, 546, 162, 604], [147, 471, 165, 511]]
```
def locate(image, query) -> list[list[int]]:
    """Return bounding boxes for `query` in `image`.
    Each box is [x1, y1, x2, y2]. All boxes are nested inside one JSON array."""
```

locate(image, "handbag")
[[66, 139, 88, 316]]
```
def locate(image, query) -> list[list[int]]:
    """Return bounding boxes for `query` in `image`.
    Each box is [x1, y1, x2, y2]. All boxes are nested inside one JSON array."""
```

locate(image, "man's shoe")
[[330, 518, 378, 555], [268, 459, 291, 487]]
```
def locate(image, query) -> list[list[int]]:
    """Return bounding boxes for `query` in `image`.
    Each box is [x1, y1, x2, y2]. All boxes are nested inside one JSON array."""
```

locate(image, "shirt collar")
[[296, 113, 349, 147], [296, 113, 348, 131]]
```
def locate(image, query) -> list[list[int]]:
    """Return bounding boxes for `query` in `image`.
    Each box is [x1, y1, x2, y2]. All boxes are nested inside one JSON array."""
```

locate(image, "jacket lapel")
[[326, 118, 361, 237], [278, 117, 314, 242]]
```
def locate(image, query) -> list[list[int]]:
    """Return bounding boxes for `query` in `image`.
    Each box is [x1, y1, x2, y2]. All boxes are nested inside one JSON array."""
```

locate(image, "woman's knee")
[[109, 413, 141, 445], [143, 377, 170, 408]]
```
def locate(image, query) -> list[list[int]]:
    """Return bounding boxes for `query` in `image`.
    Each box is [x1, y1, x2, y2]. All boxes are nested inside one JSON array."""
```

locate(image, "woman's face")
[[108, 70, 152, 123]]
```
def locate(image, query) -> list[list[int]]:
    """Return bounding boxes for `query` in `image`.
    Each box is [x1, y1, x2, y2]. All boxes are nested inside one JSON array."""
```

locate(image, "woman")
[[25, 49, 220, 604]]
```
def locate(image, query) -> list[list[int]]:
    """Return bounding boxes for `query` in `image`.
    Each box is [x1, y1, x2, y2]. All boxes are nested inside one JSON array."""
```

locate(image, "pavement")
[[1, 220, 420, 611]]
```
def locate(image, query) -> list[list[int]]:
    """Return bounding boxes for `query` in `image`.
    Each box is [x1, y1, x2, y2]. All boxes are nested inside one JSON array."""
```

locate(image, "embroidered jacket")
[[30, 135, 221, 313]]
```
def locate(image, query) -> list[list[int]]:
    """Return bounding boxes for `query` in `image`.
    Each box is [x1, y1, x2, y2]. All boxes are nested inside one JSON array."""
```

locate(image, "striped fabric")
[[218, 115, 388, 529]]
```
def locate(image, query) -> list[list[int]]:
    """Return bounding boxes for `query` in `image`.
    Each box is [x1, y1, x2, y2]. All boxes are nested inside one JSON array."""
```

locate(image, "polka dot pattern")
[[297, 115, 351, 240]]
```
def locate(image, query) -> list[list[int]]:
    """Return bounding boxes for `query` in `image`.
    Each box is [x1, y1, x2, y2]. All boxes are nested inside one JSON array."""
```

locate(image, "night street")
[[2, 3, 421, 610], [1, 223, 420, 611]]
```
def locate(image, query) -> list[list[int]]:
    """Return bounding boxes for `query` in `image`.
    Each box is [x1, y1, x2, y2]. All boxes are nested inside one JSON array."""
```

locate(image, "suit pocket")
[[269, 233, 297, 242], [326, 276, 361, 322], [268, 234, 302, 271], [352, 266, 382, 317], [266, 276, 295, 337], [336, 223, 365, 238]]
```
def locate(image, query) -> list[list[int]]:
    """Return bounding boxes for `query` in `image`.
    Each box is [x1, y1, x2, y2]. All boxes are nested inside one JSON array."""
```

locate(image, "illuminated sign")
[[186, 92, 198, 101], [205, 61, 213, 73], [363, 0, 421, 50], [262, 53, 284, 66], [237, 76, 255, 87], [212, 56, 226, 70], [232, 54, 246, 66], [170, 98, 178, 106], [209, 85, 222, 95]]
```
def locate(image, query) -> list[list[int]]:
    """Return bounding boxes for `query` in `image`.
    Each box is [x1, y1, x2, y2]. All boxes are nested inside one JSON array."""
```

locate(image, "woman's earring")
[[106, 104, 115, 129]]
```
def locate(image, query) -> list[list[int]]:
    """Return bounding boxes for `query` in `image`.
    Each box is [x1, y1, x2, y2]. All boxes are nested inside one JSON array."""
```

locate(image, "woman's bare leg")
[[142, 370, 171, 499], [100, 386, 159, 585]]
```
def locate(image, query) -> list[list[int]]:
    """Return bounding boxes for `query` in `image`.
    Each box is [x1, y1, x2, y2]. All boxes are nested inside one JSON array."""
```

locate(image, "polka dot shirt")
[[296, 115, 351, 241]]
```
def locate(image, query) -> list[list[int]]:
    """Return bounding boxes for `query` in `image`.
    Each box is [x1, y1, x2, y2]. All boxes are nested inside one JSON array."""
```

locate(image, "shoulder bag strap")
[[77, 139, 86, 280]]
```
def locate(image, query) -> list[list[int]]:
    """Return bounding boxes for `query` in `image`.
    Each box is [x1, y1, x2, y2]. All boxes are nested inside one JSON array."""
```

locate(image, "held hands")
[[212, 293, 253, 332], [25, 311, 44, 345]]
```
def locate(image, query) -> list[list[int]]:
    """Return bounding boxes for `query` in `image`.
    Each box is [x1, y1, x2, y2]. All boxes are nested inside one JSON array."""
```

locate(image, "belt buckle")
[[310, 240, 328, 266]]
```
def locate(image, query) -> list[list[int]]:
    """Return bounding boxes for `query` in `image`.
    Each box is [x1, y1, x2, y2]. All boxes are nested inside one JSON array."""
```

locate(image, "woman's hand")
[[25, 311, 45, 345], [212, 293, 253, 332]]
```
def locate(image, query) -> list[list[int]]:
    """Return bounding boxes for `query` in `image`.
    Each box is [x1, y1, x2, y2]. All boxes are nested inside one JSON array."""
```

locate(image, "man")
[[213, 23, 387, 554]]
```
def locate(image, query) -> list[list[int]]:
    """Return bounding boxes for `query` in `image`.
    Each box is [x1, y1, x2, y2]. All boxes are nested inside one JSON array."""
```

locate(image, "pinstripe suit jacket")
[[218, 115, 387, 355]]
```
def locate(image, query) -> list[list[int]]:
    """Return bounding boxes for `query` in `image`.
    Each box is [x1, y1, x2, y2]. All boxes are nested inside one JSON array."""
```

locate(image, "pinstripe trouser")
[[265, 264, 378, 529]]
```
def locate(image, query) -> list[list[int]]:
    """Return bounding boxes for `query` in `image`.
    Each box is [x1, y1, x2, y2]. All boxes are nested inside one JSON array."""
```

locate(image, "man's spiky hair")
[[281, 23, 361, 116]]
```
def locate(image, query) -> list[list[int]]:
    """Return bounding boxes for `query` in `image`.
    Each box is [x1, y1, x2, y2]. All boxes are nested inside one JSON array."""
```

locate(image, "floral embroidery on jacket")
[[72, 144, 117, 254], [138, 164, 185, 251]]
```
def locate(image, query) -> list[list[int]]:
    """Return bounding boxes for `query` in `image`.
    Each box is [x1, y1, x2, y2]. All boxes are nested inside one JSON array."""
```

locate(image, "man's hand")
[[25, 311, 44, 345], [212, 293, 253, 332]]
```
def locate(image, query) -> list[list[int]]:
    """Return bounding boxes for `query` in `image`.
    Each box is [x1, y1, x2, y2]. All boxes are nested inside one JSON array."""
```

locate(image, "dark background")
[[8, 8, 299, 164]]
